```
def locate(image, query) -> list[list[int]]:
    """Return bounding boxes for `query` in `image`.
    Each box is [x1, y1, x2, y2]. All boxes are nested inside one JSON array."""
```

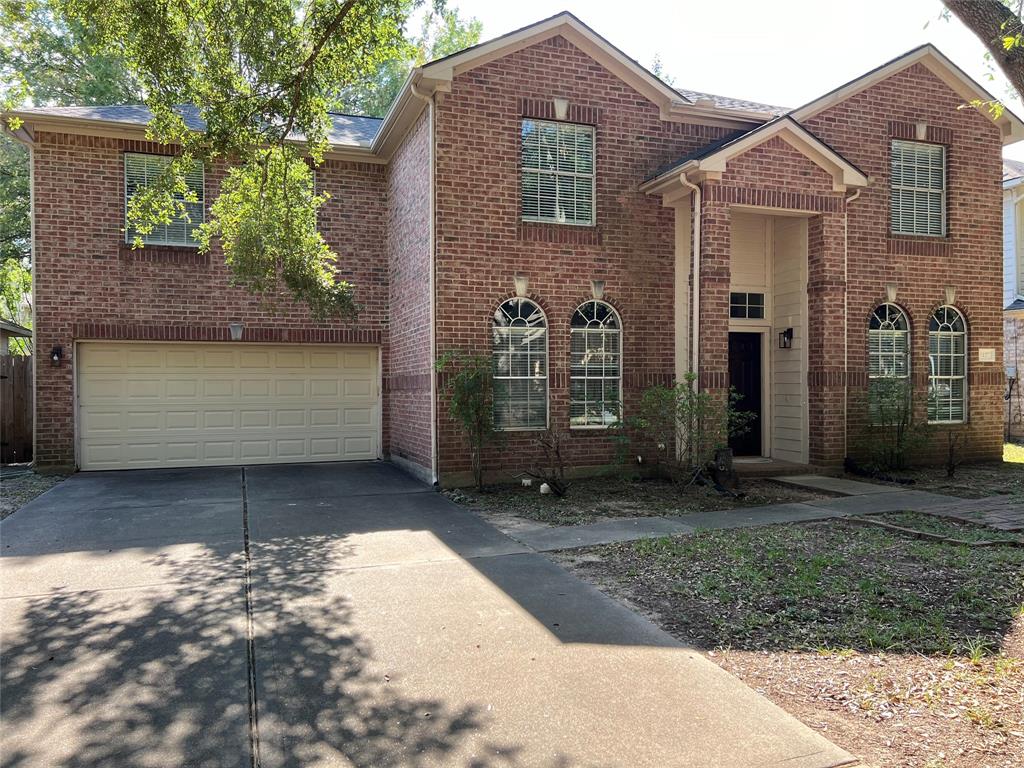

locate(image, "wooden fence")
[[1, 356, 33, 464]]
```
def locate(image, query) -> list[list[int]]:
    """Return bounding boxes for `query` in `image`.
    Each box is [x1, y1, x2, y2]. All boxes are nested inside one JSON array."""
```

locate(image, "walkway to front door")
[[0, 462, 853, 767]]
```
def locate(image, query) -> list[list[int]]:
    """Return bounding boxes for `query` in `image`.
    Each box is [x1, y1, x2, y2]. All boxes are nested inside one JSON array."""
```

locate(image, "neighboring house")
[[0, 319, 31, 356], [3, 12, 1022, 483], [1004, 159, 1024, 439]]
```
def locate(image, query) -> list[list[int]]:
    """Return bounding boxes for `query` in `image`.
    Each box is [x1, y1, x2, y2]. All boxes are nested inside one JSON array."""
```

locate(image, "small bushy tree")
[[853, 379, 931, 472], [622, 373, 751, 483], [435, 350, 495, 491]]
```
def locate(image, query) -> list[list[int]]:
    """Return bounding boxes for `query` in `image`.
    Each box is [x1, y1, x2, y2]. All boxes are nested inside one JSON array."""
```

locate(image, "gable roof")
[[790, 43, 1024, 145], [642, 115, 869, 194], [1004, 158, 1024, 184], [416, 11, 777, 127]]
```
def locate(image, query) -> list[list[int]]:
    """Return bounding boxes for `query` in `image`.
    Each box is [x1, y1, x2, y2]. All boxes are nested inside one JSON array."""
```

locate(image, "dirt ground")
[[854, 444, 1024, 500], [446, 473, 834, 527], [555, 516, 1024, 768], [0, 471, 66, 520]]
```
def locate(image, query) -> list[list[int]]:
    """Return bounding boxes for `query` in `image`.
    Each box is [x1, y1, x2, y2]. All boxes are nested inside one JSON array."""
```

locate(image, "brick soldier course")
[[6, 12, 1021, 483]]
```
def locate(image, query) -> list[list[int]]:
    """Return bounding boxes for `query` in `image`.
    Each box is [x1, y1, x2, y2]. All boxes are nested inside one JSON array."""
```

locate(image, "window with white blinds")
[[890, 140, 945, 236], [868, 303, 910, 423], [928, 306, 967, 423], [492, 298, 548, 430], [570, 300, 621, 427], [125, 153, 205, 246], [521, 119, 595, 226]]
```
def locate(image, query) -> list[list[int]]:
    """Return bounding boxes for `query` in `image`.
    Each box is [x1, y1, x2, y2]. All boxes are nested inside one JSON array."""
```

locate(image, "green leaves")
[[52, 0, 430, 318], [200, 147, 355, 319]]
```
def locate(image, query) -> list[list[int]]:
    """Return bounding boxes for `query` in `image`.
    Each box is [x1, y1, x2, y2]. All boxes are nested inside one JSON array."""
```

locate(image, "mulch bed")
[[849, 457, 1024, 501], [554, 516, 1024, 768], [446, 474, 834, 529]]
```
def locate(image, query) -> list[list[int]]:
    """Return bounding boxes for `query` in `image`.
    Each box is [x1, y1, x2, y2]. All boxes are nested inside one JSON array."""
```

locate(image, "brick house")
[[6, 12, 1022, 484]]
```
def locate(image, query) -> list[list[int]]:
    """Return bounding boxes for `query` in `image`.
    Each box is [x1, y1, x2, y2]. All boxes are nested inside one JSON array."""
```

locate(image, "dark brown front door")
[[728, 332, 762, 456]]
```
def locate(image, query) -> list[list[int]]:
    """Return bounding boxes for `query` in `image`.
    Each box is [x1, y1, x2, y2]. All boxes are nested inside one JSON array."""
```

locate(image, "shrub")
[[435, 350, 496, 491], [620, 372, 752, 483]]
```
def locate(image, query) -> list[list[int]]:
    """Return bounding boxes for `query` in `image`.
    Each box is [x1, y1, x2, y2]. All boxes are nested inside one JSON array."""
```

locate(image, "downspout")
[[410, 78, 439, 486], [843, 187, 862, 460], [678, 175, 701, 384]]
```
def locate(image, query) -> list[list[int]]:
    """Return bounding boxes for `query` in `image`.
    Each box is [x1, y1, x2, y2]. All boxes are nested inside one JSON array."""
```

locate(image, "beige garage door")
[[77, 343, 379, 470]]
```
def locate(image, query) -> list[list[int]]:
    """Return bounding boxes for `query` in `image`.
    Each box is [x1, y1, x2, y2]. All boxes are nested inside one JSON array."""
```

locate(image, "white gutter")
[[409, 80, 439, 487]]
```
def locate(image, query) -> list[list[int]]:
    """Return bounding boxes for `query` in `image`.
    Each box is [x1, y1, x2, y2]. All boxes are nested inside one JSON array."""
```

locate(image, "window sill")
[[118, 244, 210, 265], [886, 236, 951, 257], [518, 221, 602, 246]]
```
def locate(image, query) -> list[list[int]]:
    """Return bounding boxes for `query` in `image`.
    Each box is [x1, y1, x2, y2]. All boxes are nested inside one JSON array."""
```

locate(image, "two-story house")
[[6, 12, 1022, 484]]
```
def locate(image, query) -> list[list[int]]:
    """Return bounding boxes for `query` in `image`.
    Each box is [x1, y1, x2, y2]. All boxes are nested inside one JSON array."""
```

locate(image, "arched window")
[[869, 303, 910, 380], [492, 298, 548, 430], [570, 300, 621, 427], [868, 304, 911, 423], [928, 306, 967, 423]]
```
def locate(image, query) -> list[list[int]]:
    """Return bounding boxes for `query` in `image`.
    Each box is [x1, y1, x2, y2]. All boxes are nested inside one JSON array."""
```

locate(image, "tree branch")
[[943, 0, 1024, 99]]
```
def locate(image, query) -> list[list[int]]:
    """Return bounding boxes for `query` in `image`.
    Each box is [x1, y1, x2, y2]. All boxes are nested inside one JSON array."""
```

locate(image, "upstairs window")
[[890, 140, 945, 236], [521, 119, 595, 226], [492, 298, 548, 430], [125, 153, 205, 246], [570, 300, 621, 427], [928, 306, 967, 423]]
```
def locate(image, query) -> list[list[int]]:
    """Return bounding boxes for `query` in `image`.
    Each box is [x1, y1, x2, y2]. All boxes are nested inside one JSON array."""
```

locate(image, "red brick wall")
[[385, 109, 434, 473], [804, 62, 1006, 463], [432, 35, 733, 479], [31, 131, 389, 467]]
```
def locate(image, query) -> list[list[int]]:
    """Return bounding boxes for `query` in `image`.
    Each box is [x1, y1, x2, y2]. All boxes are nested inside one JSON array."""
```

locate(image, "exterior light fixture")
[[778, 328, 794, 349], [50, 346, 63, 366], [228, 322, 244, 342]]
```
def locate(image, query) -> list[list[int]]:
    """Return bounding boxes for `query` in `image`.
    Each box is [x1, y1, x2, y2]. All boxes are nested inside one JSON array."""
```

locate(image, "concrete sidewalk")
[[507, 477, 966, 553], [1, 462, 857, 768]]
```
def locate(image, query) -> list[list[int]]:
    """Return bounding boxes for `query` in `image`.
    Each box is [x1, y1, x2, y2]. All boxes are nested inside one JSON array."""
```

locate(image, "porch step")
[[733, 459, 821, 479]]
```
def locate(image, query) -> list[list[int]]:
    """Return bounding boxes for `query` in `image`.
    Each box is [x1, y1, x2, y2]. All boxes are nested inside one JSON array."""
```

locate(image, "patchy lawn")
[[0, 472, 66, 520], [446, 474, 833, 529], [556, 516, 1024, 768], [851, 444, 1024, 500]]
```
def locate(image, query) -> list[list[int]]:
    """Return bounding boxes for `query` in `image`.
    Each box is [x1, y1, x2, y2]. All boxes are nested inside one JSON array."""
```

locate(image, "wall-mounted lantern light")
[[778, 328, 794, 349], [50, 346, 63, 366], [228, 323, 244, 342]]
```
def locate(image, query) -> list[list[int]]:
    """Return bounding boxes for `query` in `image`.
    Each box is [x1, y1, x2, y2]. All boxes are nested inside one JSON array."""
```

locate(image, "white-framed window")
[[890, 139, 945, 236], [492, 298, 548, 430], [729, 292, 766, 319], [868, 303, 911, 423], [125, 153, 205, 246], [521, 119, 595, 226], [570, 300, 621, 428], [928, 306, 967, 423]]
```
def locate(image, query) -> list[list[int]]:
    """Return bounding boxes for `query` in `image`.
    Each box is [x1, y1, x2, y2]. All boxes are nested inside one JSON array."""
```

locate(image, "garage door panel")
[[78, 343, 379, 470]]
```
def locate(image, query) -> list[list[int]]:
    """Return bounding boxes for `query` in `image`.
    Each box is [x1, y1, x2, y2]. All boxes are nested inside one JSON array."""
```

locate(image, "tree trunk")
[[943, 0, 1024, 101]]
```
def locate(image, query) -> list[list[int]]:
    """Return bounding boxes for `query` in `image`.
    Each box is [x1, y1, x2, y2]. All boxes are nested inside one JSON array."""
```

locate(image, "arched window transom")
[[928, 306, 967, 423], [492, 298, 548, 430], [570, 300, 621, 427]]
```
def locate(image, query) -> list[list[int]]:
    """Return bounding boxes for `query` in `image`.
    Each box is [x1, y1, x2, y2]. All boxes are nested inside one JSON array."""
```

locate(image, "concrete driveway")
[[1, 462, 855, 768]]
